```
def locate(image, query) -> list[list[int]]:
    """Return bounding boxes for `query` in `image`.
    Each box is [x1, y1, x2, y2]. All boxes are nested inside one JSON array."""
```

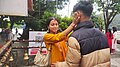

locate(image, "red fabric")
[[106, 32, 113, 51]]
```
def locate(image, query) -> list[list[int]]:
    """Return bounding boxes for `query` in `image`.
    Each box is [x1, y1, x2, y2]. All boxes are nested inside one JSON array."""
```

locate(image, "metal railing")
[[0, 39, 43, 67], [0, 40, 13, 67]]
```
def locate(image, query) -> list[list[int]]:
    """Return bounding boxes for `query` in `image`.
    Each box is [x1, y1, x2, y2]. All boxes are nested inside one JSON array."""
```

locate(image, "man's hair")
[[73, 1, 93, 17]]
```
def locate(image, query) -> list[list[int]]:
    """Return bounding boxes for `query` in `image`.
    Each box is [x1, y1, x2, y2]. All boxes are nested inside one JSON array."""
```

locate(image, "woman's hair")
[[108, 29, 112, 38], [112, 27, 117, 33], [46, 17, 59, 26], [46, 17, 59, 33]]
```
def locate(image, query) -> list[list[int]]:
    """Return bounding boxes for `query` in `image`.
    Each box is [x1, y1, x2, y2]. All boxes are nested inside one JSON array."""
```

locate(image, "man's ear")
[[77, 11, 80, 17], [77, 11, 81, 19], [77, 11, 81, 16]]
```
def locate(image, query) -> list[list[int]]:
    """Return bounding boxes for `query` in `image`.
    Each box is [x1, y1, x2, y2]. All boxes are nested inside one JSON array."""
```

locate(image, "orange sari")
[[43, 33, 68, 63]]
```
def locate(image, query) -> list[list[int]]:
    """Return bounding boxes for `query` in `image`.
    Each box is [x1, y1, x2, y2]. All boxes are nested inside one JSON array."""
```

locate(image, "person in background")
[[7, 29, 14, 41], [16, 28, 18, 34], [1, 28, 6, 41], [112, 27, 120, 53], [43, 16, 79, 65], [54, 1, 110, 67], [106, 29, 113, 53]]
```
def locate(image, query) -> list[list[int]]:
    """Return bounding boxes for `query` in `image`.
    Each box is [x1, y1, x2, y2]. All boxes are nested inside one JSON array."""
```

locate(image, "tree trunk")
[[105, 24, 109, 33]]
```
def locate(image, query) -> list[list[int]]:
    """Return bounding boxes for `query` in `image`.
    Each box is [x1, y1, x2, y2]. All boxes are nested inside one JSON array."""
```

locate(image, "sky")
[[57, 0, 77, 17]]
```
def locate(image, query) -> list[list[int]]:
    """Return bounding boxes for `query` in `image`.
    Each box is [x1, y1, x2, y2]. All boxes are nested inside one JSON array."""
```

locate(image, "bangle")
[[70, 24, 75, 28]]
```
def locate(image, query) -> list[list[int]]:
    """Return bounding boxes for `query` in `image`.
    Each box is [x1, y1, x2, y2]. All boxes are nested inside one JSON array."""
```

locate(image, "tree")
[[29, 11, 57, 31], [0, 16, 9, 28], [28, 0, 69, 31], [77, 0, 120, 32], [31, 0, 69, 18], [0, 0, 69, 39], [19, 0, 69, 39], [91, 0, 120, 32], [59, 16, 72, 30], [91, 12, 104, 31]]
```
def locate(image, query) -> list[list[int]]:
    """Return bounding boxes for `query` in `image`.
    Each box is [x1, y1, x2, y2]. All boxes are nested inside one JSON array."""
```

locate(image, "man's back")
[[71, 22, 109, 55], [55, 1, 110, 67], [69, 21, 110, 67]]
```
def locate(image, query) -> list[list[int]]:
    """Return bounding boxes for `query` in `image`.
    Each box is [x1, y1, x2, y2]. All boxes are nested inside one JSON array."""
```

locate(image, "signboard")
[[29, 31, 47, 55], [0, 0, 28, 16]]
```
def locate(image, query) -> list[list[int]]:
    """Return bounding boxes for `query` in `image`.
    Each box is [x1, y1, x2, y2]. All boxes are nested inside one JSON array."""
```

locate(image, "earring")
[[47, 29, 50, 33]]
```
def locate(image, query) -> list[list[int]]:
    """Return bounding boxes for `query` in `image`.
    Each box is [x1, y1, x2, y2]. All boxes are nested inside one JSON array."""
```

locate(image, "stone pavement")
[[111, 51, 120, 67]]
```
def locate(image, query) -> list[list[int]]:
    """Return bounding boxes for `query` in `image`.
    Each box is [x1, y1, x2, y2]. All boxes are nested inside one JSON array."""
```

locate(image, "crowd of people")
[[106, 27, 120, 54]]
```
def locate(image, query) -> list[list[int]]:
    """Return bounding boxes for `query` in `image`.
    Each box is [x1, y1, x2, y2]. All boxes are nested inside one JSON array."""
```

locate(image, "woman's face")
[[48, 19, 59, 34]]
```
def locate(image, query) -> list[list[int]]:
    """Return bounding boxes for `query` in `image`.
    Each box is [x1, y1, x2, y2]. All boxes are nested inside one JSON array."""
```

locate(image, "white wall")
[[0, 0, 28, 16]]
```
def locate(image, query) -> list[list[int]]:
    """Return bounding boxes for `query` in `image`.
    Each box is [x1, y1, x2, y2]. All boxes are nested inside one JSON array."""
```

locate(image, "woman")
[[43, 16, 79, 64], [112, 27, 120, 53], [106, 29, 113, 53]]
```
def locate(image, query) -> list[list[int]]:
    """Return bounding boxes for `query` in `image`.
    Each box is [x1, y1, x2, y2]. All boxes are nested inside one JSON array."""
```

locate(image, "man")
[[55, 1, 110, 67]]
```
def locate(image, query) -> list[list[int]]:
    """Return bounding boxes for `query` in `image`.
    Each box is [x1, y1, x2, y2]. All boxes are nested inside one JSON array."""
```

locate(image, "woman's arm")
[[61, 16, 80, 36], [43, 33, 66, 43], [44, 15, 80, 43]]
